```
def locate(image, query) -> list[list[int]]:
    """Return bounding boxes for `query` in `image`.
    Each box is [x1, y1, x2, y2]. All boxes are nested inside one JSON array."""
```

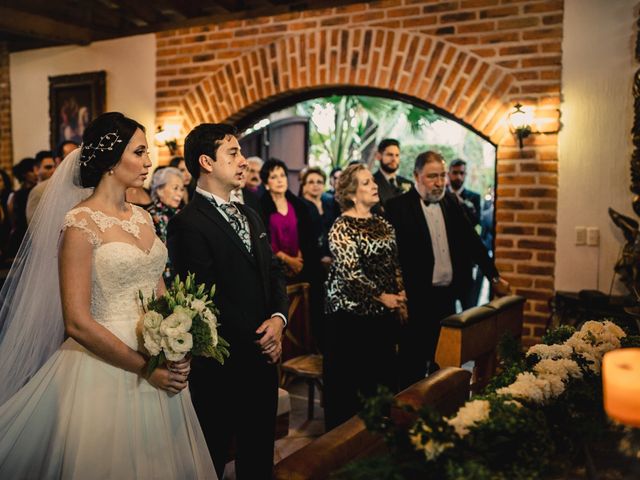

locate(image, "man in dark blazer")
[[447, 158, 483, 308], [385, 151, 509, 389], [373, 138, 413, 207], [167, 123, 288, 479], [447, 158, 481, 226]]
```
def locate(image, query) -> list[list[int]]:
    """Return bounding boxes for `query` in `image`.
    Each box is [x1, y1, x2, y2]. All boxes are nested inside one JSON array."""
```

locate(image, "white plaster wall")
[[556, 0, 638, 294], [10, 34, 156, 162]]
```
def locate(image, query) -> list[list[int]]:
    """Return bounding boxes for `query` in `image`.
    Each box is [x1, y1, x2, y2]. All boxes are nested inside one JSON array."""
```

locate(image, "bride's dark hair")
[[80, 112, 145, 188]]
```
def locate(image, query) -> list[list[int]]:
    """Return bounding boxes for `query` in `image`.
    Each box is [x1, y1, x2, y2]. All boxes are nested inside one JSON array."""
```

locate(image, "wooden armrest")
[[440, 305, 495, 327]]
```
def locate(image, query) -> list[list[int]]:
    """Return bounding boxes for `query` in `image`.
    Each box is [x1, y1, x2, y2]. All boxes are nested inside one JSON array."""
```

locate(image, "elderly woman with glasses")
[[147, 166, 184, 282]]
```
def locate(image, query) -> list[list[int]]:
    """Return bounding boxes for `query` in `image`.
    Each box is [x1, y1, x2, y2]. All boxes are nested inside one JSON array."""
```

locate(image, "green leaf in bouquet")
[[146, 351, 165, 377], [196, 283, 205, 297], [185, 274, 192, 292], [209, 284, 216, 298], [173, 274, 181, 292]]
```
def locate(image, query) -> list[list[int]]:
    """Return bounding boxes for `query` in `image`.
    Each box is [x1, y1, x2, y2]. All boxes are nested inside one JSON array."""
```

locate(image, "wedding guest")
[[0, 168, 11, 261], [299, 167, 337, 265], [6, 157, 38, 257], [170, 156, 194, 203], [246, 156, 265, 196], [147, 166, 184, 283], [26, 142, 80, 224], [324, 163, 406, 430], [259, 158, 317, 283]]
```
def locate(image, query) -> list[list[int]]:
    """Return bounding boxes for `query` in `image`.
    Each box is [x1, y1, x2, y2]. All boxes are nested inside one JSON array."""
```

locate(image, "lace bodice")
[[62, 205, 168, 348]]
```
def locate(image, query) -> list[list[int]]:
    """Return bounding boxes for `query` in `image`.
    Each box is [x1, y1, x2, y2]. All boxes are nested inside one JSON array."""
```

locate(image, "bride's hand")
[[147, 365, 188, 394], [167, 356, 191, 376]]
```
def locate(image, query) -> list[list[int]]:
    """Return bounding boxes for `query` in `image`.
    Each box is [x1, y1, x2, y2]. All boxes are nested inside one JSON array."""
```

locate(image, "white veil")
[[0, 149, 92, 405]]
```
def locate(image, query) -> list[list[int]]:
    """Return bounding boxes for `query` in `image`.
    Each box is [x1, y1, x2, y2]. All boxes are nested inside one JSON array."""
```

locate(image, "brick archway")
[[177, 27, 516, 144], [163, 22, 559, 346]]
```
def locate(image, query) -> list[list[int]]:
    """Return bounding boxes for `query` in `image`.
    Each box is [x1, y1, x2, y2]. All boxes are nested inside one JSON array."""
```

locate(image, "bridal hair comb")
[[80, 131, 123, 166]]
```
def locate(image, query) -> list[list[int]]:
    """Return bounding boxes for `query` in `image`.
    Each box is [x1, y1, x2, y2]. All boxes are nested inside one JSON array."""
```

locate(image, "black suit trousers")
[[397, 287, 456, 390], [189, 345, 278, 480]]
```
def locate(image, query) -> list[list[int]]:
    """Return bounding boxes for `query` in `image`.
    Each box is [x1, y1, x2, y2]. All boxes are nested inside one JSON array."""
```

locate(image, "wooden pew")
[[273, 367, 471, 480], [435, 295, 525, 392]]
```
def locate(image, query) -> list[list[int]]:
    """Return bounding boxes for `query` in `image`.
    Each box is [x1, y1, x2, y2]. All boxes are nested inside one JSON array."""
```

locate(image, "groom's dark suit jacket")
[[167, 192, 288, 479], [168, 193, 288, 345]]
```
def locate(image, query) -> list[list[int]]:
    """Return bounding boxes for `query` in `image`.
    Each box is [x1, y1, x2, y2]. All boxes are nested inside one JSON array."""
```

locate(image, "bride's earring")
[[108, 170, 114, 175]]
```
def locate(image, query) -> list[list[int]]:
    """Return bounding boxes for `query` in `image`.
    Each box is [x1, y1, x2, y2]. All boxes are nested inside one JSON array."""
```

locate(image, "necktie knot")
[[210, 199, 252, 253]]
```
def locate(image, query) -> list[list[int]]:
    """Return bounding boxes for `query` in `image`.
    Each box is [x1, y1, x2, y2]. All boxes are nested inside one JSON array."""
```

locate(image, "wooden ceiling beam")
[[0, 6, 94, 45]]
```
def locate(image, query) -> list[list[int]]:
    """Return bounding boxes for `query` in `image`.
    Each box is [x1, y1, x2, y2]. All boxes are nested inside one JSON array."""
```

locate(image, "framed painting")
[[48, 71, 106, 149]]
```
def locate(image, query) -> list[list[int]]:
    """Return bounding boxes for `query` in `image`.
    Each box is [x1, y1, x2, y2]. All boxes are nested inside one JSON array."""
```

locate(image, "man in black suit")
[[386, 151, 509, 389], [447, 158, 483, 309], [447, 158, 481, 226], [167, 123, 288, 479], [373, 138, 413, 207]]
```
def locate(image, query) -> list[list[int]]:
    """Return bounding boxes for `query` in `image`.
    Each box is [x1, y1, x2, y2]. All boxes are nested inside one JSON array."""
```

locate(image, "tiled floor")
[[223, 379, 324, 479]]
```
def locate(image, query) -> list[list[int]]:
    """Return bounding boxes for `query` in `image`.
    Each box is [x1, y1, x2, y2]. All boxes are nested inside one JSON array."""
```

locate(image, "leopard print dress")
[[325, 214, 404, 316]]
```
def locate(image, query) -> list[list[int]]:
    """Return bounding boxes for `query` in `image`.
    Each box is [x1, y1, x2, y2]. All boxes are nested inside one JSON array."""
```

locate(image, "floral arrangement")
[[336, 320, 640, 480], [138, 273, 230, 373]]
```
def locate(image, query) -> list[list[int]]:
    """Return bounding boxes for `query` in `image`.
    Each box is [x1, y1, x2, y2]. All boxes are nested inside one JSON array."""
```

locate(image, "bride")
[[0, 112, 217, 478]]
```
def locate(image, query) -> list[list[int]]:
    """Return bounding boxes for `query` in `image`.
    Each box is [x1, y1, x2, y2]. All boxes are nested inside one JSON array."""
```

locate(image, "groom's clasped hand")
[[255, 316, 284, 364]]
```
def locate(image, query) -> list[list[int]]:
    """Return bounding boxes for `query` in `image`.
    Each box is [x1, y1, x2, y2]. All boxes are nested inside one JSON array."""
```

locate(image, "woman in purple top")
[[259, 158, 317, 282]]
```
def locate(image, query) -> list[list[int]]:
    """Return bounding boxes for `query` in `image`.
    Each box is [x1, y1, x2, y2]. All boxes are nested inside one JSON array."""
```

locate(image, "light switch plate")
[[575, 226, 586, 246], [587, 227, 600, 246]]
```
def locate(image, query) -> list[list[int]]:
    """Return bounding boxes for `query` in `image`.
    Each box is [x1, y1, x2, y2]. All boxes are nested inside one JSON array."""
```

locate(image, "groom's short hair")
[[184, 123, 238, 181]]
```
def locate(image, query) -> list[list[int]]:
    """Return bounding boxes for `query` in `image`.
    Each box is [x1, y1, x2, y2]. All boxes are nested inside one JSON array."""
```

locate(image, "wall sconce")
[[154, 123, 182, 155], [509, 103, 533, 149]]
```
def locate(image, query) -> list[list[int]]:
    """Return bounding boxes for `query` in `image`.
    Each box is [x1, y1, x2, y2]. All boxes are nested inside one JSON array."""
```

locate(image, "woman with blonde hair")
[[323, 163, 407, 430]]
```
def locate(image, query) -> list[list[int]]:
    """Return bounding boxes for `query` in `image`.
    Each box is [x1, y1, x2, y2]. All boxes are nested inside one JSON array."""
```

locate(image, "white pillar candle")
[[602, 348, 640, 427]]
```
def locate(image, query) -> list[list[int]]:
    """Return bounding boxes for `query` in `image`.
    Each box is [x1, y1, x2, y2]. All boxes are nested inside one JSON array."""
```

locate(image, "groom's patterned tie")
[[212, 200, 253, 253]]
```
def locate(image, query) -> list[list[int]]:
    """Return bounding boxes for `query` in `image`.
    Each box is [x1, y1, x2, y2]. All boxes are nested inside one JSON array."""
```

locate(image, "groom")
[[167, 123, 288, 479]]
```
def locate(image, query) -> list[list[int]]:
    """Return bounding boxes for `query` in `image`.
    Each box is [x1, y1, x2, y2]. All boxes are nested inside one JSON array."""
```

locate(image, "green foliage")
[[340, 322, 631, 480], [542, 324, 576, 345]]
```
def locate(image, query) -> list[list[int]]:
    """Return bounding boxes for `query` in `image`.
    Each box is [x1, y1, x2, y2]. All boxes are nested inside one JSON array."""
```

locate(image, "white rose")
[[167, 332, 193, 353], [189, 299, 207, 314], [143, 329, 162, 356], [202, 309, 219, 347], [174, 305, 197, 320], [161, 333, 192, 362], [160, 311, 192, 339], [143, 311, 163, 331]]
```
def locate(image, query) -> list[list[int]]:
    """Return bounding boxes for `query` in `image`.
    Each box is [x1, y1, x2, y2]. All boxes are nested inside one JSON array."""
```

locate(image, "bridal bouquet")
[[138, 273, 230, 373]]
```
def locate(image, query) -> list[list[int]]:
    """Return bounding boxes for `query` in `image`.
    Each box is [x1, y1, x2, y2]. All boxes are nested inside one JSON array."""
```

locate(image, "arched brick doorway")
[[164, 26, 558, 344]]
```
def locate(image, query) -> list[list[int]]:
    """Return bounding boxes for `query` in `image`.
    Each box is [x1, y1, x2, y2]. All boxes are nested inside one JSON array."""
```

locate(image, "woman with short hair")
[[147, 166, 184, 282], [323, 163, 407, 430]]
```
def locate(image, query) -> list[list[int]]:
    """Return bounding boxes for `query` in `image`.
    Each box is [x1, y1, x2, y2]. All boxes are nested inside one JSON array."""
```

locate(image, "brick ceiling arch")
[[177, 27, 516, 144]]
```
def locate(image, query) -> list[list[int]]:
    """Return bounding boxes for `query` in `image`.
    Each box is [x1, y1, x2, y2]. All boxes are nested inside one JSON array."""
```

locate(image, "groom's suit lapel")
[[194, 193, 256, 266]]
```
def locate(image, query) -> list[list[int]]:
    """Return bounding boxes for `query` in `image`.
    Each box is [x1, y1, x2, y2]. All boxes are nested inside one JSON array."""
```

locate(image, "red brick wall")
[[0, 42, 12, 171], [155, 0, 563, 345]]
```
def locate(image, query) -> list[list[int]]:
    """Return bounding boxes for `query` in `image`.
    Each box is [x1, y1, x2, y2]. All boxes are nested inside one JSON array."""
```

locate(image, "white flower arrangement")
[[409, 319, 629, 460], [138, 273, 230, 373], [446, 399, 491, 438]]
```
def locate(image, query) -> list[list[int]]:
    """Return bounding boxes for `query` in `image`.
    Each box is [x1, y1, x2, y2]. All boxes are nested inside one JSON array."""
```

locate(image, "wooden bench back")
[[273, 367, 471, 480]]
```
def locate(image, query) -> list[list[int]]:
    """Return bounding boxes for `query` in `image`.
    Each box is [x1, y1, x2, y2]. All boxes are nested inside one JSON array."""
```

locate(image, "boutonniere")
[[259, 232, 267, 239], [401, 182, 412, 193]]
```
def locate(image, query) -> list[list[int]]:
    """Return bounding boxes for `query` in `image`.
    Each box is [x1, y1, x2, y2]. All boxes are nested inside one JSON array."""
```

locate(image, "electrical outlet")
[[575, 226, 586, 246], [587, 227, 600, 246]]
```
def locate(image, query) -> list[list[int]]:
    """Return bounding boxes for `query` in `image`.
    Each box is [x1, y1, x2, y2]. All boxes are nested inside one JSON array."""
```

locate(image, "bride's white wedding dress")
[[0, 205, 217, 479]]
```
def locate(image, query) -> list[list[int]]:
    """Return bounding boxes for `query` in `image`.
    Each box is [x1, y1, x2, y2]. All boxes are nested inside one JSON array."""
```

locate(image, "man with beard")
[[447, 158, 483, 309], [447, 158, 481, 226], [386, 151, 509, 389], [373, 139, 413, 206]]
